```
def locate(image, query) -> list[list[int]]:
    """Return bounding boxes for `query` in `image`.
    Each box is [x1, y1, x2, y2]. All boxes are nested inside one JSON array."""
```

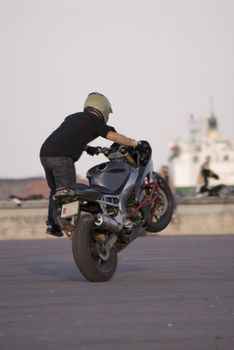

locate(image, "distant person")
[[40, 92, 139, 237], [196, 161, 223, 197], [159, 165, 178, 222]]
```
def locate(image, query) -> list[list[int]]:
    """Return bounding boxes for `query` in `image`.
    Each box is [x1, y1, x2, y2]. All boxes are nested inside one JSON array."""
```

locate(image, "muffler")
[[95, 213, 123, 233]]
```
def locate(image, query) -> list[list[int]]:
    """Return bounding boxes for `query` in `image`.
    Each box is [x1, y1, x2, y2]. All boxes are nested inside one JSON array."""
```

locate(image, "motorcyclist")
[[40, 92, 139, 237], [196, 161, 220, 196]]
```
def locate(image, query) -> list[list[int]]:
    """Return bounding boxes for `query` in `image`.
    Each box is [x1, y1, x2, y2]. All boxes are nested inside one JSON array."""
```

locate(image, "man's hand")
[[86, 146, 101, 156]]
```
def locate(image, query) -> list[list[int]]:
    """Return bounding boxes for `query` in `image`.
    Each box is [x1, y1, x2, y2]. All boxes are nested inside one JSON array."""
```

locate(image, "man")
[[40, 92, 139, 237], [196, 161, 220, 196]]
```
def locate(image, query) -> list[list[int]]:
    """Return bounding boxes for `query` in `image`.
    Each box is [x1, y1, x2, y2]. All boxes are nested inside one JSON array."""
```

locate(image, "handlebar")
[[97, 147, 111, 156], [98, 145, 130, 158], [98, 141, 152, 167]]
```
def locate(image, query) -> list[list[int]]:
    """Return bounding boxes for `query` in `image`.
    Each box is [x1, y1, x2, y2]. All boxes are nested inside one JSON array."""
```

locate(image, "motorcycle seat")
[[53, 184, 98, 201], [73, 183, 116, 200], [70, 183, 100, 201], [54, 183, 116, 202], [92, 185, 116, 195], [74, 183, 115, 195]]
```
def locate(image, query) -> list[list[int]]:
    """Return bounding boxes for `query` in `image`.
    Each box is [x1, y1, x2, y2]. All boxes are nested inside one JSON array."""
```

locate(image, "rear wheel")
[[72, 213, 117, 282], [146, 176, 173, 233]]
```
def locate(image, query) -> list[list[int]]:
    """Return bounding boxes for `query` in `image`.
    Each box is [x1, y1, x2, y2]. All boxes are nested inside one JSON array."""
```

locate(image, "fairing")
[[86, 160, 132, 194]]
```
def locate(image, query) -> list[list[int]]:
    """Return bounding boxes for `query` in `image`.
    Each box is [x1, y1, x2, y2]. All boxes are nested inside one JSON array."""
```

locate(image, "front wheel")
[[146, 175, 173, 233], [72, 213, 118, 282]]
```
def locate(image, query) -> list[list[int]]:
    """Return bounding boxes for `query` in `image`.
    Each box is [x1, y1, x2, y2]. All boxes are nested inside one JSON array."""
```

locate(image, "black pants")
[[40, 156, 76, 225]]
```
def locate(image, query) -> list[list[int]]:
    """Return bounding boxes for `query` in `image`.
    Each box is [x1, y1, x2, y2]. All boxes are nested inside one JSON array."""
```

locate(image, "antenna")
[[210, 96, 214, 116], [207, 96, 219, 139]]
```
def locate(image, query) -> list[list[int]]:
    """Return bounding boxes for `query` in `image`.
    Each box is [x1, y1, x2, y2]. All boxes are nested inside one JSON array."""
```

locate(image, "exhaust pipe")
[[95, 213, 122, 233]]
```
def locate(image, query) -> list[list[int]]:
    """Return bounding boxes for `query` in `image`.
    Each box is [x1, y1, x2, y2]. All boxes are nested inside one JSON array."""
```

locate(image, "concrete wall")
[[161, 202, 234, 236], [0, 198, 234, 240], [0, 204, 48, 240]]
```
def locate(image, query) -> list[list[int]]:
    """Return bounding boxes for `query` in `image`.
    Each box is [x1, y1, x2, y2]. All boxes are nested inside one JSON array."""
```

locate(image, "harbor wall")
[[0, 198, 234, 240]]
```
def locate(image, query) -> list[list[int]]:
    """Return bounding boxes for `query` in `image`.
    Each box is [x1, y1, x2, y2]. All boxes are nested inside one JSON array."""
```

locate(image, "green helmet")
[[84, 92, 113, 123]]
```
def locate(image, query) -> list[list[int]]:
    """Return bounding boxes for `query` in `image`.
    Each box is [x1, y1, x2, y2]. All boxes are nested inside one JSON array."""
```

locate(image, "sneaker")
[[46, 224, 63, 237]]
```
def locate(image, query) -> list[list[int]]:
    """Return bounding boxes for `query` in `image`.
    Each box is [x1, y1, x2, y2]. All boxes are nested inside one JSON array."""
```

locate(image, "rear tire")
[[72, 213, 118, 282], [146, 176, 173, 233]]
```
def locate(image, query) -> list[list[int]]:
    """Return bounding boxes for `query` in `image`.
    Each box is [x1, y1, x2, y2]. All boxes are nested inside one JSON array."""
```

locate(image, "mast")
[[207, 97, 220, 141]]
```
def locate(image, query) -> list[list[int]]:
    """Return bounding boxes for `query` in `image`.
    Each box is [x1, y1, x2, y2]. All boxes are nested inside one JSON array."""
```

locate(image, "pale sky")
[[0, 0, 234, 179]]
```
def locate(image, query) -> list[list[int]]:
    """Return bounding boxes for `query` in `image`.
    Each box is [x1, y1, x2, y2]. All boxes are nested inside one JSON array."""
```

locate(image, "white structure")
[[169, 111, 234, 190]]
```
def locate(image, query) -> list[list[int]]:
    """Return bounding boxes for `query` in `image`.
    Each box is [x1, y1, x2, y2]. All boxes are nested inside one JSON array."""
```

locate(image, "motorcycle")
[[53, 141, 173, 282]]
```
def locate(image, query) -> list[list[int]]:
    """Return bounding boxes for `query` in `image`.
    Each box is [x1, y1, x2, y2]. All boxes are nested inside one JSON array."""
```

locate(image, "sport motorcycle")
[[53, 141, 173, 282]]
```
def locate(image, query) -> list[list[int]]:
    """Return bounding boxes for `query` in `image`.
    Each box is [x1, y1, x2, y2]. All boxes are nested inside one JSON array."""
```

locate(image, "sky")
[[0, 0, 234, 179]]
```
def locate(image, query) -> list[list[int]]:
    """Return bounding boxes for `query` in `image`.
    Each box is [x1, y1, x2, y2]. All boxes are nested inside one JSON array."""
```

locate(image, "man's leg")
[[48, 157, 76, 237], [40, 157, 57, 225], [52, 156, 76, 189], [40, 157, 64, 237]]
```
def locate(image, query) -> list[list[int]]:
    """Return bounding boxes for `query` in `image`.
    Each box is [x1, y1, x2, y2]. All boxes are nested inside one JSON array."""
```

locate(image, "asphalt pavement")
[[0, 235, 234, 350]]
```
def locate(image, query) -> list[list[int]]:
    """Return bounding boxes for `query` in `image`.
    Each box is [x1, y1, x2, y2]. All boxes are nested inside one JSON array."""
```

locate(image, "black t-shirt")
[[40, 111, 115, 161], [201, 169, 219, 187]]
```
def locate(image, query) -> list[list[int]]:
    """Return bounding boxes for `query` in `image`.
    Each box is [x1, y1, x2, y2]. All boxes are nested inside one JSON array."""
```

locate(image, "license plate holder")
[[61, 201, 80, 218]]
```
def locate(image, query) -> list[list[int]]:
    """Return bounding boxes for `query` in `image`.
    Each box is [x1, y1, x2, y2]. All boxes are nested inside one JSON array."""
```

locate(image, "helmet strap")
[[84, 107, 105, 120]]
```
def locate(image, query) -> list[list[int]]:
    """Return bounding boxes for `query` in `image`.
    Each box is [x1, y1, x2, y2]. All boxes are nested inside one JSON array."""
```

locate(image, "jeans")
[[40, 156, 76, 226]]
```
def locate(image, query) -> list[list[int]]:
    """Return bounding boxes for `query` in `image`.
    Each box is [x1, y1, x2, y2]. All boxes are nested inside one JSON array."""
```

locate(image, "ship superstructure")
[[169, 106, 234, 193]]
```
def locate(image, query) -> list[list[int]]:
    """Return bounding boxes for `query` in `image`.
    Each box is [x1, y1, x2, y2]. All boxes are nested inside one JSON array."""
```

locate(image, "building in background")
[[169, 102, 234, 195]]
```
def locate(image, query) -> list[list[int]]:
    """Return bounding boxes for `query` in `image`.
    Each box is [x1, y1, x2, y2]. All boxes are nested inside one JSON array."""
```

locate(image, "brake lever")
[[119, 146, 128, 154], [100, 147, 111, 156]]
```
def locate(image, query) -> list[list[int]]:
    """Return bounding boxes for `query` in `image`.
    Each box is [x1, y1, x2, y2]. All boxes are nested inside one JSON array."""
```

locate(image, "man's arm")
[[106, 131, 138, 148], [209, 170, 219, 179]]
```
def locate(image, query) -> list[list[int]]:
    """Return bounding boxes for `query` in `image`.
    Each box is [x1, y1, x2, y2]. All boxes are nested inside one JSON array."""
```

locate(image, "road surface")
[[0, 235, 234, 350]]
